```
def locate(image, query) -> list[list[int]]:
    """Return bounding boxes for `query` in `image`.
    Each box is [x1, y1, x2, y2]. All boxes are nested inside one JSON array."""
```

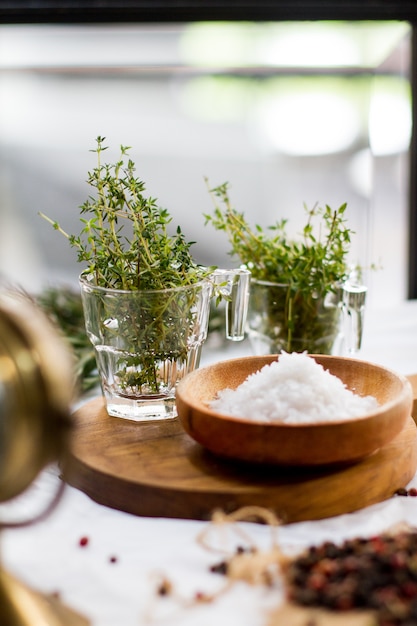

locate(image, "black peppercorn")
[[285, 530, 417, 625]]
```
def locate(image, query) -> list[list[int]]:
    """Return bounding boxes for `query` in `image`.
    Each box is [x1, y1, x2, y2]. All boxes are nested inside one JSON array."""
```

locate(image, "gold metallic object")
[[0, 571, 88, 626], [0, 290, 89, 625]]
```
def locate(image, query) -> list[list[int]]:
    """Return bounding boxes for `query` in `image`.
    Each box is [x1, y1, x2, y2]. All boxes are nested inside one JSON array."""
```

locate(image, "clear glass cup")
[[246, 277, 366, 356], [79, 268, 250, 421]]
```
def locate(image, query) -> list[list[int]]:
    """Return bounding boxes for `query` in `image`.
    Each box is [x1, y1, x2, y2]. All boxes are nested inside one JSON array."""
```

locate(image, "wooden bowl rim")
[[177, 354, 413, 430]]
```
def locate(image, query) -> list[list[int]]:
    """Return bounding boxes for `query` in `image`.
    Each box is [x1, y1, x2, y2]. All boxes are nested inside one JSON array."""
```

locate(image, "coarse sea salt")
[[209, 352, 379, 424]]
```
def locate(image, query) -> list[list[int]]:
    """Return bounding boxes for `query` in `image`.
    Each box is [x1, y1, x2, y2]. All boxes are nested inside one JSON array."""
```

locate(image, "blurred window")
[[0, 21, 411, 307]]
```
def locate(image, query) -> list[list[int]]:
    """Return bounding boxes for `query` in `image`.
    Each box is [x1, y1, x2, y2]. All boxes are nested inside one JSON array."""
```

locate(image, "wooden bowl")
[[176, 354, 413, 466]]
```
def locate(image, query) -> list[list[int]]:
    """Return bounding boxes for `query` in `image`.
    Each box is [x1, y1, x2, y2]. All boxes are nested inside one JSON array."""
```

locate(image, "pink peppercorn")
[[79, 536, 89, 547]]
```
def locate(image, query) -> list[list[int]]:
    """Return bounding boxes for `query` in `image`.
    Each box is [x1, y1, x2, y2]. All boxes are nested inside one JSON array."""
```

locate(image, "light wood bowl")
[[176, 354, 413, 466]]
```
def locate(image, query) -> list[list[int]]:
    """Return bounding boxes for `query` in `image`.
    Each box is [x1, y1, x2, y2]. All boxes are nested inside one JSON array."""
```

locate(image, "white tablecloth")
[[2, 301, 417, 626]]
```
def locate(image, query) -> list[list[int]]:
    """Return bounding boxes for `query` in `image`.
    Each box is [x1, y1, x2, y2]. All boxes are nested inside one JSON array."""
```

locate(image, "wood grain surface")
[[63, 396, 417, 523]]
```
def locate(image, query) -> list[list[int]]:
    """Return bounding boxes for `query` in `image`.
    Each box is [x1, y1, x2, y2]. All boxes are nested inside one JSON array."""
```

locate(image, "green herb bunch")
[[40, 138, 212, 396], [36, 286, 99, 392], [205, 181, 352, 290], [205, 181, 355, 354], [40, 136, 208, 291]]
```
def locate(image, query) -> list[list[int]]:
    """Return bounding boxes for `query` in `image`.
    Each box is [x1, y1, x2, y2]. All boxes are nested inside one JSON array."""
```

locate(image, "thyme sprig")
[[205, 181, 355, 354], [36, 286, 99, 392], [205, 180, 352, 296], [40, 136, 209, 291], [39, 138, 213, 396]]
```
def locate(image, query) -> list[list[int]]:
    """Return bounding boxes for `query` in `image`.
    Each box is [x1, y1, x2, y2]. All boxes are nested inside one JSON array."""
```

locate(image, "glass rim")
[[250, 278, 344, 289], [250, 278, 289, 288], [79, 272, 211, 295]]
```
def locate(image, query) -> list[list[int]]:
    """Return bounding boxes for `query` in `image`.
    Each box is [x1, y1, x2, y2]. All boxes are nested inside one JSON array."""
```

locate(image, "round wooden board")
[[63, 397, 417, 524]]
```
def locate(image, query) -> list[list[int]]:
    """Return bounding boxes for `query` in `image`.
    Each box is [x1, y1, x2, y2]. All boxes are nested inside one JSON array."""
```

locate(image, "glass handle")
[[211, 268, 251, 341], [342, 280, 367, 354]]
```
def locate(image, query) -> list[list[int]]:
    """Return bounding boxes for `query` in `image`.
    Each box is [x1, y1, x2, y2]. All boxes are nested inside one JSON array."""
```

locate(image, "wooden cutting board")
[[63, 396, 417, 523]]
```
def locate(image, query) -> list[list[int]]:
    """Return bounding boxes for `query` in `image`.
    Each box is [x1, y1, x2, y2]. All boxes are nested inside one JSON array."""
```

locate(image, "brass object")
[[0, 290, 89, 625], [0, 571, 89, 626]]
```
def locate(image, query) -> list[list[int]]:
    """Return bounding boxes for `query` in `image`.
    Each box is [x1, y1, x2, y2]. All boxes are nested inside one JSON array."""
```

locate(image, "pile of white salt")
[[209, 352, 379, 424]]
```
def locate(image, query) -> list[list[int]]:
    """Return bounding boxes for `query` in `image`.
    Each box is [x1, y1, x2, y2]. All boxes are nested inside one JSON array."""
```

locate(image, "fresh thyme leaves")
[[38, 138, 218, 404], [36, 286, 99, 392], [40, 136, 210, 291], [205, 180, 352, 295], [36, 286, 226, 393], [205, 180, 355, 354]]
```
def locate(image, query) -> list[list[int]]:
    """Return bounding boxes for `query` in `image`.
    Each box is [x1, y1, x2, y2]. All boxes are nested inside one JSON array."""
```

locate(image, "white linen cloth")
[[1, 301, 417, 626]]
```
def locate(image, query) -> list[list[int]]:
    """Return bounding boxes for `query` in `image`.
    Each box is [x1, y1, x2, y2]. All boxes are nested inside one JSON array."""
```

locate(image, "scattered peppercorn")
[[109, 556, 118, 564], [79, 536, 89, 547], [194, 591, 213, 604], [209, 544, 255, 576], [394, 487, 417, 497], [285, 530, 417, 625], [157, 578, 172, 596], [210, 560, 228, 575]]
